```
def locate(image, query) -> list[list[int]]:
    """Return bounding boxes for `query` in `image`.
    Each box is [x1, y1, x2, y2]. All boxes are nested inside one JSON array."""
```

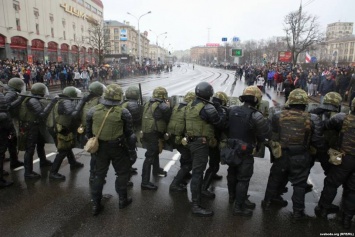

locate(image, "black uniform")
[[226, 103, 271, 216], [86, 97, 136, 215], [316, 112, 355, 228], [19, 96, 57, 178], [49, 96, 86, 179], [3, 89, 25, 169], [186, 98, 225, 216]]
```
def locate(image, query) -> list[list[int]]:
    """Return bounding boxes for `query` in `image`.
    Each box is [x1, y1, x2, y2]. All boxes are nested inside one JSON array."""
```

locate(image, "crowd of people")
[[0, 59, 176, 92], [1, 62, 355, 230], [236, 63, 355, 106]]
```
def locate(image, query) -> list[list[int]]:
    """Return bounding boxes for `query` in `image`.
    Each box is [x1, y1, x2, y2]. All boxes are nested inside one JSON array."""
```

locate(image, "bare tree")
[[87, 21, 110, 66], [284, 5, 323, 65]]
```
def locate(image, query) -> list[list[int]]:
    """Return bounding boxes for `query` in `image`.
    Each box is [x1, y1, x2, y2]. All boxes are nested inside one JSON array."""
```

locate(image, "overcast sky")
[[103, 0, 355, 51]]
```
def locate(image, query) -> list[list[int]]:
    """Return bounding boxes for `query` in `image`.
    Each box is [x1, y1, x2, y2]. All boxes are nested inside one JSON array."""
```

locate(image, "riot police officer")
[[315, 97, 355, 229], [141, 87, 171, 190], [49, 86, 88, 180], [168, 91, 195, 192], [0, 92, 24, 187], [185, 82, 225, 217], [18, 83, 58, 179], [121, 86, 142, 178], [309, 92, 342, 175], [78, 81, 105, 183], [86, 84, 137, 216], [262, 89, 324, 220], [2, 78, 26, 170], [226, 86, 271, 217], [201, 91, 228, 198]]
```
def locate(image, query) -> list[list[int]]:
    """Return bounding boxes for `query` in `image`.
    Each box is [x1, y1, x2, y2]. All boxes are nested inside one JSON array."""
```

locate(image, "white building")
[[326, 22, 353, 41], [0, 0, 103, 65]]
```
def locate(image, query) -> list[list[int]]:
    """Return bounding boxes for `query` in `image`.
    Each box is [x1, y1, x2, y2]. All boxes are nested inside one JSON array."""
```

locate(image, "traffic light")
[[231, 49, 243, 57]]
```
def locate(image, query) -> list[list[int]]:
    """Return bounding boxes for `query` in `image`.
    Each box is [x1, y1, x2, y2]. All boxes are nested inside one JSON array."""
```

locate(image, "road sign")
[[232, 37, 240, 42], [231, 48, 243, 57], [222, 37, 227, 42]]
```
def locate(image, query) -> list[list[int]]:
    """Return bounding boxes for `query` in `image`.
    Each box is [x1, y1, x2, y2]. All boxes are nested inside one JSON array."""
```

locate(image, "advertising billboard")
[[278, 51, 292, 62]]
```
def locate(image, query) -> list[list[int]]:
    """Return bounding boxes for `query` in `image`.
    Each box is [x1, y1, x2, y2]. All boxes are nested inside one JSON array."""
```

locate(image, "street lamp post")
[[149, 30, 167, 46], [127, 11, 151, 65]]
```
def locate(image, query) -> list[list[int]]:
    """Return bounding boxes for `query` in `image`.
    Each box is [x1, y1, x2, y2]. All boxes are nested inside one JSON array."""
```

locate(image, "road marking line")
[[163, 152, 181, 172], [13, 152, 57, 171]]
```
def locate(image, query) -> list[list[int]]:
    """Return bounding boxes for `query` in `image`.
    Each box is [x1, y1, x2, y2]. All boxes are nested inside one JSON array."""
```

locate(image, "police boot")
[[49, 172, 66, 181], [201, 173, 216, 199], [50, 156, 65, 180], [24, 153, 41, 179], [10, 160, 24, 170], [305, 183, 313, 193], [153, 157, 167, 177], [169, 177, 187, 192], [245, 195, 256, 209], [261, 200, 272, 211], [141, 162, 157, 191], [314, 204, 339, 218], [37, 148, 53, 168], [118, 190, 132, 209], [227, 178, 236, 204], [271, 195, 288, 207], [293, 209, 306, 221], [191, 201, 214, 217], [0, 167, 13, 189], [92, 199, 102, 216], [212, 174, 223, 180], [342, 213, 353, 229], [233, 203, 253, 217]]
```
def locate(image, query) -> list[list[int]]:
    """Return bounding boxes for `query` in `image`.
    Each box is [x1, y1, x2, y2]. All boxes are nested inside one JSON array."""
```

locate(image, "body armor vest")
[[228, 106, 255, 144], [19, 98, 37, 122], [121, 100, 142, 127], [54, 101, 72, 127], [279, 109, 311, 147], [141, 101, 167, 133], [92, 104, 124, 141], [167, 103, 187, 136], [185, 101, 214, 139], [81, 97, 100, 128], [340, 114, 355, 155]]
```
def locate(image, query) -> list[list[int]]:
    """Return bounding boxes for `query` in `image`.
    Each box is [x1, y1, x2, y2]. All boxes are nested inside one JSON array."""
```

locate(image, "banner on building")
[[120, 29, 127, 41], [278, 51, 292, 63]]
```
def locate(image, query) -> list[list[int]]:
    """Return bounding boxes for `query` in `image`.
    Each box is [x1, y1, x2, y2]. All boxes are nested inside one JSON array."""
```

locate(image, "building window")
[[77, 0, 84, 5], [85, 2, 91, 10], [51, 28, 54, 37], [36, 24, 39, 35], [63, 31, 66, 40], [82, 36, 85, 42], [13, 1, 20, 12], [98, 11, 102, 16], [16, 18, 20, 31], [81, 25, 84, 32], [92, 7, 97, 14], [73, 23, 76, 30], [50, 14, 54, 23], [114, 28, 119, 34], [62, 19, 66, 27], [34, 8, 39, 19], [74, 34, 76, 42], [349, 56, 353, 62], [350, 49, 354, 55]]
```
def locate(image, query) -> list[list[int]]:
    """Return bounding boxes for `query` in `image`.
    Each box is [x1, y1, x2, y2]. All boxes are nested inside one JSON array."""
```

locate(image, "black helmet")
[[31, 83, 49, 96], [89, 81, 105, 96], [195, 82, 214, 100]]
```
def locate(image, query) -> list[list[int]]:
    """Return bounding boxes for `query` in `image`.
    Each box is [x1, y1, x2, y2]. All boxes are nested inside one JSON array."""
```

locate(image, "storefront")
[[60, 43, 69, 64], [10, 36, 28, 61], [80, 46, 86, 66], [71, 45, 79, 65], [47, 41, 58, 63], [31, 39, 45, 63], [0, 35, 6, 59], [87, 48, 93, 65]]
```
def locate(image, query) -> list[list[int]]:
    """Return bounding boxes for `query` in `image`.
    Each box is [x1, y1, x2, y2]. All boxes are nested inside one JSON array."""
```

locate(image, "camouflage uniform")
[[168, 92, 195, 192], [315, 97, 355, 229], [262, 89, 324, 220]]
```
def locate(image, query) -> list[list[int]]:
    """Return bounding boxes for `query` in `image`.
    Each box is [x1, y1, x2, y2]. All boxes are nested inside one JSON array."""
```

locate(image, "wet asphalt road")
[[0, 64, 353, 236]]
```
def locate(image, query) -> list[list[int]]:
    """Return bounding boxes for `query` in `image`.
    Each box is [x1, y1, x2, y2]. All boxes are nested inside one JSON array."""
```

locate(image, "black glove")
[[83, 92, 95, 102], [128, 150, 137, 164]]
